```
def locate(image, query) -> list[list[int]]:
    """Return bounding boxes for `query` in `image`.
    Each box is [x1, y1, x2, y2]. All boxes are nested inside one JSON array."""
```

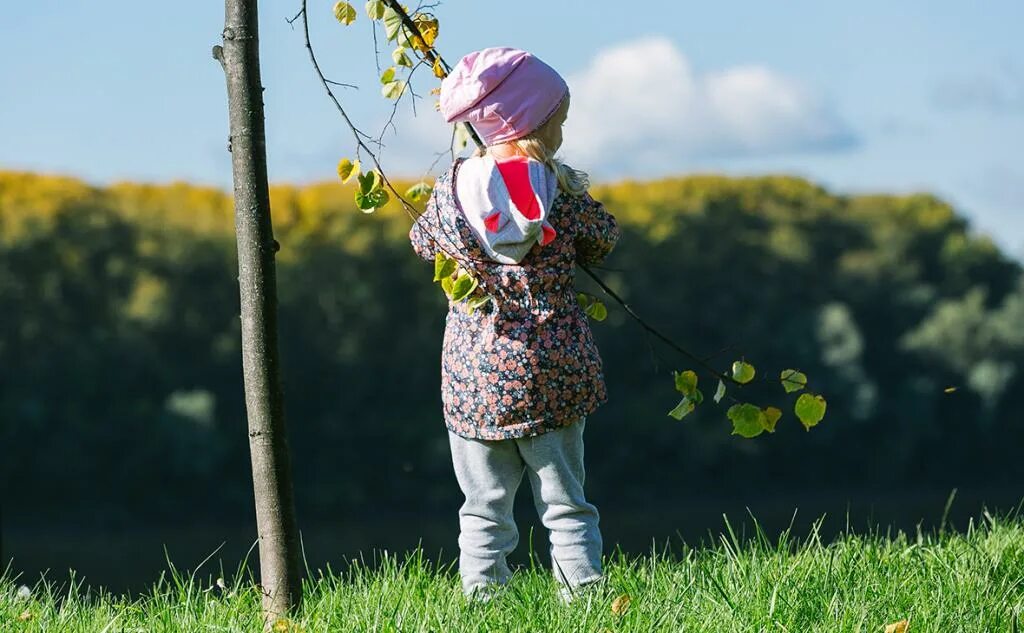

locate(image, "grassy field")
[[3, 514, 1023, 632]]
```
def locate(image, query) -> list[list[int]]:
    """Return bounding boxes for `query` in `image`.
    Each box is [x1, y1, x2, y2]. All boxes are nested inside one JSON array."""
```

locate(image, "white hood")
[[454, 155, 559, 265]]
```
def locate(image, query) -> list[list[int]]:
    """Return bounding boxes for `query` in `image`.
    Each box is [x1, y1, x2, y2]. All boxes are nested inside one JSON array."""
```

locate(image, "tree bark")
[[213, 0, 301, 625]]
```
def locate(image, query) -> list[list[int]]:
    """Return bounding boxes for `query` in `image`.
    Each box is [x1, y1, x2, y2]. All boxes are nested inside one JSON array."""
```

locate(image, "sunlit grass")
[[4, 514, 1023, 632]]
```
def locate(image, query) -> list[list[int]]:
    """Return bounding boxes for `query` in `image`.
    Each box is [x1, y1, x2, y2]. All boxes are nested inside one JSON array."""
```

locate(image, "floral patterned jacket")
[[409, 159, 620, 440]]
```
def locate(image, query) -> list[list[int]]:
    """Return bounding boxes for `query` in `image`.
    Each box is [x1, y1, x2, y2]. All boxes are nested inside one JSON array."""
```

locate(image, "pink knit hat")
[[440, 47, 569, 146]]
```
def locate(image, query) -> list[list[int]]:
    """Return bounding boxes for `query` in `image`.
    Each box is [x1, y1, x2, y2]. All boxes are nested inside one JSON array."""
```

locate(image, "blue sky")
[[2, 0, 1022, 254]]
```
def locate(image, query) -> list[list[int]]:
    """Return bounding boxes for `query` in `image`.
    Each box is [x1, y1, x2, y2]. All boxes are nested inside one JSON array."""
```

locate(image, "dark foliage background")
[[2, 171, 1022, 533]]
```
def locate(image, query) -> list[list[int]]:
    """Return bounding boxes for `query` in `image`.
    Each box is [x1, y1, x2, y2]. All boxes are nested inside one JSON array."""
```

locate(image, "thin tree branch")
[[296, 0, 483, 273], [577, 265, 732, 384], [324, 78, 358, 89]]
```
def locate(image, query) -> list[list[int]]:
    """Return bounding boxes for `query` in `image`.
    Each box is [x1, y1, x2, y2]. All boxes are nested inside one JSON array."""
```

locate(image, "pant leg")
[[517, 420, 603, 588], [447, 431, 526, 595]]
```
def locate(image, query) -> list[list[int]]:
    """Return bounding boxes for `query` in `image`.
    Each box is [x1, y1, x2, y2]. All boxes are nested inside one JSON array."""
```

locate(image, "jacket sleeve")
[[574, 193, 620, 266], [409, 193, 443, 262]]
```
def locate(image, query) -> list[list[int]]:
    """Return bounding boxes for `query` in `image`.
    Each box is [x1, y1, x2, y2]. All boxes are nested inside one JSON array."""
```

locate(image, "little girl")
[[409, 47, 619, 599]]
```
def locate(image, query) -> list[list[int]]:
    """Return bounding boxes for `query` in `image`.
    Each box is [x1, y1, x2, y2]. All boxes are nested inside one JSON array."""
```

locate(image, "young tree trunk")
[[213, 0, 301, 624]]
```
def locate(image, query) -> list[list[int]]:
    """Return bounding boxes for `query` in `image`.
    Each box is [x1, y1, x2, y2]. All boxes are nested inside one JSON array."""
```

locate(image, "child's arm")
[[575, 194, 620, 266]]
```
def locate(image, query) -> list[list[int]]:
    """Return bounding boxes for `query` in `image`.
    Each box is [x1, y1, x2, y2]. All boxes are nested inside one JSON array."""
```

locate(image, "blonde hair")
[[475, 104, 590, 196], [505, 137, 590, 197]]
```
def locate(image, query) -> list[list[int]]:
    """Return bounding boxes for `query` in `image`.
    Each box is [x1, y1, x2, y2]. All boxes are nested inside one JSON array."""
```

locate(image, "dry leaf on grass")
[[272, 618, 304, 633], [611, 593, 631, 616], [884, 620, 909, 633]]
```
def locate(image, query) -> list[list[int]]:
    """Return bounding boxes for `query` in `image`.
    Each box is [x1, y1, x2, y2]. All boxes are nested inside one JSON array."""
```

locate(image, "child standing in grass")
[[409, 47, 619, 600]]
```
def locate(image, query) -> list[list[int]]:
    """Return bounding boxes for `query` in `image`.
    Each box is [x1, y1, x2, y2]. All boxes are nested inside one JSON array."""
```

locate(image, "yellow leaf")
[[337, 158, 361, 184], [430, 87, 441, 96], [410, 16, 438, 52], [884, 620, 909, 633], [943, 386, 957, 393], [611, 593, 631, 616], [432, 57, 446, 79], [332, 1, 356, 25], [272, 618, 304, 632], [18, 610, 34, 621]]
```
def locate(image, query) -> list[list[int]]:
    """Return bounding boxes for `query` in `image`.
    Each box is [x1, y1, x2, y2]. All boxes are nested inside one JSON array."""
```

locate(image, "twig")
[[380, 0, 484, 149], [375, 57, 429, 153], [325, 78, 358, 89], [577, 264, 732, 384], [296, 0, 481, 272]]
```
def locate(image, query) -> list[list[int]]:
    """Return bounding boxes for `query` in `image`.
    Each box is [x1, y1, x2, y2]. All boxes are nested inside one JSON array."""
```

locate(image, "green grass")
[[4, 514, 1024, 632]]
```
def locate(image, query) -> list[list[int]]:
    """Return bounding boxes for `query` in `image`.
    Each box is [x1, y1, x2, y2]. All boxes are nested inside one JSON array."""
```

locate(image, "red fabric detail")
[[494, 157, 541, 220], [540, 224, 557, 245], [484, 211, 503, 233]]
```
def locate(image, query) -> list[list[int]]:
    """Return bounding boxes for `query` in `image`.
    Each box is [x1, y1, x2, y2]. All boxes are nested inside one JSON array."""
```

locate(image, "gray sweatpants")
[[447, 420, 603, 596]]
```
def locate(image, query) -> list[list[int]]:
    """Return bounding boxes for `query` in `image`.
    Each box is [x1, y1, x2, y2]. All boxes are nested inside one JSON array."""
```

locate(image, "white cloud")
[[560, 37, 857, 177], [373, 37, 857, 180]]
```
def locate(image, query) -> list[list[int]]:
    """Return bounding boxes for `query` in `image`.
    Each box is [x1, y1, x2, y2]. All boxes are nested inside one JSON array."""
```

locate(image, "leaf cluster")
[[433, 252, 490, 313], [668, 361, 827, 438]]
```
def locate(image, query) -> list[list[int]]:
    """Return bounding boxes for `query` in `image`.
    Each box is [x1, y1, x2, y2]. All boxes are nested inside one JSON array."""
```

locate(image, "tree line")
[[2, 170, 1021, 524]]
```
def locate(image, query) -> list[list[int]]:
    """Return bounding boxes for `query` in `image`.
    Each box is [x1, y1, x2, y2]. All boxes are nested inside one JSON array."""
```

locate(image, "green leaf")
[[667, 398, 695, 420], [356, 170, 380, 194], [365, 0, 385, 19], [727, 403, 766, 439], [354, 187, 389, 213], [763, 407, 782, 432], [577, 293, 607, 321], [713, 379, 726, 404], [354, 171, 388, 211], [450, 272, 478, 303], [690, 388, 704, 406], [380, 67, 396, 84], [780, 369, 808, 393], [336, 158, 361, 184], [440, 276, 454, 299], [585, 299, 607, 321], [392, 46, 413, 68], [433, 252, 456, 282], [333, 1, 357, 25], [382, 6, 404, 41], [667, 390, 703, 421], [466, 294, 492, 315], [406, 182, 433, 202], [356, 171, 371, 193], [381, 79, 406, 99], [673, 370, 698, 397], [794, 393, 827, 431], [731, 360, 756, 384]]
